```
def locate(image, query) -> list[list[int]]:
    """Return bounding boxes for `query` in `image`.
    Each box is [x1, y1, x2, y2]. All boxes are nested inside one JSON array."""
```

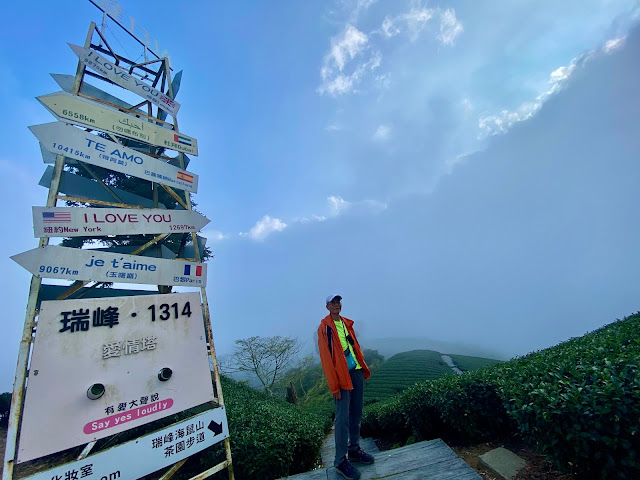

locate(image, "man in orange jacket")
[[318, 294, 374, 480]]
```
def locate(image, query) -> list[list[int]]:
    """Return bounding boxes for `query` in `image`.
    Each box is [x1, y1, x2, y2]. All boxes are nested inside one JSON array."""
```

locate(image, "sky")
[[1, 0, 640, 391]]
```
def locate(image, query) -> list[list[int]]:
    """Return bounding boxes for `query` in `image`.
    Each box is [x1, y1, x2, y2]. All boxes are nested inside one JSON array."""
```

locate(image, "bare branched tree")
[[224, 336, 303, 394]]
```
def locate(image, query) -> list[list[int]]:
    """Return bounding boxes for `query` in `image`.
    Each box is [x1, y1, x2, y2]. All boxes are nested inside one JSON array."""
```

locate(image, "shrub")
[[205, 377, 325, 479], [362, 313, 640, 479]]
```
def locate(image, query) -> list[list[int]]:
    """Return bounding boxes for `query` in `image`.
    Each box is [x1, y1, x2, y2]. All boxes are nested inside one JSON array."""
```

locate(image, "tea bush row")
[[362, 313, 640, 479], [205, 376, 327, 479]]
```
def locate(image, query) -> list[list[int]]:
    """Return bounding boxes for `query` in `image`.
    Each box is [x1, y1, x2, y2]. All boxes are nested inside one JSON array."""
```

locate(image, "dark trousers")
[[334, 368, 364, 466]]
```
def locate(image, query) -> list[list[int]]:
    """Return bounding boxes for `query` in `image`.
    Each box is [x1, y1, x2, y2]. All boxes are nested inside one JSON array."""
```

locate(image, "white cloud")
[[299, 214, 327, 223], [478, 101, 540, 137], [245, 215, 287, 241], [373, 124, 391, 140], [404, 6, 435, 41], [381, 16, 400, 38], [603, 36, 625, 53], [328, 195, 351, 215], [328, 24, 368, 72], [477, 32, 627, 139], [350, 0, 377, 22], [318, 25, 372, 96], [438, 8, 463, 46], [201, 229, 230, 242]]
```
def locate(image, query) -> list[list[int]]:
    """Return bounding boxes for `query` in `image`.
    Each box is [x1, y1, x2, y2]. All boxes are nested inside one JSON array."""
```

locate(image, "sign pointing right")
[[33, 207, 210, 237]]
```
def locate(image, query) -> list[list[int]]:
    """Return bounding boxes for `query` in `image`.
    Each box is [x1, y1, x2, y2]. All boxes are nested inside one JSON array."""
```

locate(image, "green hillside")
[[363, 350, 453, 403], [448, 353, 502, 372]]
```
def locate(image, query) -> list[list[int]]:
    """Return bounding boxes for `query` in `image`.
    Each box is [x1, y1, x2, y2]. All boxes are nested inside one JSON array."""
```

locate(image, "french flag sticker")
[[184, 265, 203, 276]]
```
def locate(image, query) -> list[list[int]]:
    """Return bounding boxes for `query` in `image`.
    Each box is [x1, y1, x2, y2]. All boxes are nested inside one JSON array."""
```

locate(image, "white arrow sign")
[[30, 122, 198, 193], [20, 407, 228, 478], [69, 43, 181, 117], [11, 246, 207, 287], [37, 91, 198, 156], [33, 207, 210, 237]]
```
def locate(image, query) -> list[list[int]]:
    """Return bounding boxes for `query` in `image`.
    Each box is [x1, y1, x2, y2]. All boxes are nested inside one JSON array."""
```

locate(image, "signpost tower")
[[4, 2, 234, 480]]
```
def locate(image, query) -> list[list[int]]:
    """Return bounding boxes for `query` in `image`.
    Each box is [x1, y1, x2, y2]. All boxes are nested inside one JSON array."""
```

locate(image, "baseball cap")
[[326, 294, 342, 304]]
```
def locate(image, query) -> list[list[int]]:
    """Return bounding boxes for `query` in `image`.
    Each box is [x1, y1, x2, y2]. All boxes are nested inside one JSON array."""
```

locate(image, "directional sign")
[[51, 73, 147, 114], [18, 292, 216, 463], [31, 122, 198, 192], [33, 207, 210, 237], [39, 166, 166, 209], [37, 91, 198, 156], [69, 43, 181, 117], [11, 245, 207, 287], [20, 407, 228, 478]]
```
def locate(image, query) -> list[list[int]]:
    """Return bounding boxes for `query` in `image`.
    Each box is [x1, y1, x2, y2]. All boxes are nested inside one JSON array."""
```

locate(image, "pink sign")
[[83, 398, 174, 434]]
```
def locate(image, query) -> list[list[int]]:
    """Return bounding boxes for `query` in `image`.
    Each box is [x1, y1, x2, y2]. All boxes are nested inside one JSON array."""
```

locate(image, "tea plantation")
[[206, 313, 638, 479], [361, 312, 640, 479], [363, 349, 454, 403]]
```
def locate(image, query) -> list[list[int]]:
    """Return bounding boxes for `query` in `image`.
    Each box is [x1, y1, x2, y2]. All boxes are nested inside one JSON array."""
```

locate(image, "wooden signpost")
[[4, 5, 234, 480], [69, 43, 182, 117]]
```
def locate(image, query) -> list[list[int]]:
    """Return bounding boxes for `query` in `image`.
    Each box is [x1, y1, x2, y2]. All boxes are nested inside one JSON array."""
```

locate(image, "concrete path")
[[280, 438, 481, 479], [441, 354, 464, 374]]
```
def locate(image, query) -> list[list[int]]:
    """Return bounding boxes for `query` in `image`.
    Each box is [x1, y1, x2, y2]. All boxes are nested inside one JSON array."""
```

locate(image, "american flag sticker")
[[177, 171, 194, 183], [42, 212, 72, 223], [174, 134, 192, 146], [184, 265, 203, 276]]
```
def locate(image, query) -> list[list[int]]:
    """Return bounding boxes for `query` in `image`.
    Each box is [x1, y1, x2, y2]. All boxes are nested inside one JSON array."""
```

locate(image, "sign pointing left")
[[11, 245, 207, 287], [30, 122, 198, 193]]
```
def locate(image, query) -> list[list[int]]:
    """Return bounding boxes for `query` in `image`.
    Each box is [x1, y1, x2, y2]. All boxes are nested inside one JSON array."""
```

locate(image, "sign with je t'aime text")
[[20, 407, 228, 480], [31, 122, 198, 192], [69, 43, 181, 117], [18, 292, 215, 463], [37, 91, 198, 156], [11, 245, 207, 287], [32, 206, 210, 237]]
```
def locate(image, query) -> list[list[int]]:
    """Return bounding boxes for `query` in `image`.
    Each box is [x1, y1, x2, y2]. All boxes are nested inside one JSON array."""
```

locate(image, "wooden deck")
[[281, 438, 481, 480]]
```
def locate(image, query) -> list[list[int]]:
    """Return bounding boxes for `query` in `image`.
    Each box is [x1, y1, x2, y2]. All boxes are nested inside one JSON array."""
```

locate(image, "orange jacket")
[[318, 314, 371, 394]]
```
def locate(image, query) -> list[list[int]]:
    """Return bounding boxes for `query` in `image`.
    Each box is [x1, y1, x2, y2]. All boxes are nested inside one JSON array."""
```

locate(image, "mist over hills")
[[361, 336, 508, 361]]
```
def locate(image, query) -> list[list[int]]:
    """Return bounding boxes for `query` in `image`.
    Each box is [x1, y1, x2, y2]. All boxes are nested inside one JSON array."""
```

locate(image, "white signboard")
[[21, 408, 228, 480], [18, 293, 216, 463], [33, 207, 210, 237], [31, 122, 198, 193], [11, 245, 207, 287], [37, 92, 198, 156], [69, 44, 181, 117]]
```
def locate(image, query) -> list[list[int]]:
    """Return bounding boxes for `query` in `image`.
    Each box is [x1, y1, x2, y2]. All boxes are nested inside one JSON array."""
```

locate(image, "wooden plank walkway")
[[281, 438, 481, 480]]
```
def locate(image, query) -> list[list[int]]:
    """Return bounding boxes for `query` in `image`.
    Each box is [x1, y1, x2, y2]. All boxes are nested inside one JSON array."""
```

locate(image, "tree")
[[224, 336, 303, 394], [363, 349, 385, 371]]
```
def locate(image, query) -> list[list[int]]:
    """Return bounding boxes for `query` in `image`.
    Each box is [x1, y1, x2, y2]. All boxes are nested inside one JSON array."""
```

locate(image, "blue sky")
[[1, 0, 640, 390]]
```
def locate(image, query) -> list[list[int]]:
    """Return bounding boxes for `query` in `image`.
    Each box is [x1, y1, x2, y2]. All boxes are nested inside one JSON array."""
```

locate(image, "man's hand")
[[333, 391, 341, 401]]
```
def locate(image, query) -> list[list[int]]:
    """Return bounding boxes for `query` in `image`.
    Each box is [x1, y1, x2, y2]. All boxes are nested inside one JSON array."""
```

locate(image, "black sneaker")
[[348, 446, 375, 465], [335, 457, 361, 480]]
